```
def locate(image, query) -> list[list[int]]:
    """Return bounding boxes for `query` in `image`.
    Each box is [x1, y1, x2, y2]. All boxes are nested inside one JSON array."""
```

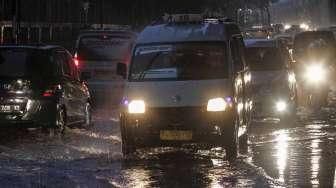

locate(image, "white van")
[[74, 30, 137, 110], [117, 15, 252, 160]]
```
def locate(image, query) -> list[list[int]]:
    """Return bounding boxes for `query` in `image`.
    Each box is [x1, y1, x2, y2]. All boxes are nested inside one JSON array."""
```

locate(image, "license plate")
[[0, 105, 11, 112], [0, 105, 20, 112], [160, 130, 193, 141]]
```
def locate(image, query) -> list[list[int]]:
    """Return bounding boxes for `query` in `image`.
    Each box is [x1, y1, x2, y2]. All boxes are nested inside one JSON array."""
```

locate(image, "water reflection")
[[124, 168, 154, 188], [333, 168, 336, 187], [275, 130, 288, 183], [310, 139, 321, 187], [250, 122, 336, 187]]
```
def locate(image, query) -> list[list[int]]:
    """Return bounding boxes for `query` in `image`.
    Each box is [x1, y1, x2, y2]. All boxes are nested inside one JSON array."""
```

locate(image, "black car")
[[0, 45, 92, 134], [244, 39, 297, 123]]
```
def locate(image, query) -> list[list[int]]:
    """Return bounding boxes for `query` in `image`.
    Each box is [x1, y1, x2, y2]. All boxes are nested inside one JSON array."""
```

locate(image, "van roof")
[[0, 44, 61, 50], [136, 22, 241, 45], [78, 30, 137, 38]]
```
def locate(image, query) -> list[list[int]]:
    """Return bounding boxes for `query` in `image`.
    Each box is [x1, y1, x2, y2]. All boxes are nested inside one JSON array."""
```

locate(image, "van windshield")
[[130, 43, 228, 81]]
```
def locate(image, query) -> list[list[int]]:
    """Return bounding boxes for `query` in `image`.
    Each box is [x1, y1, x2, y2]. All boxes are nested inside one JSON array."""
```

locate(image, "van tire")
[[120, 115, 136, 156], [224, 116, 238, 162]]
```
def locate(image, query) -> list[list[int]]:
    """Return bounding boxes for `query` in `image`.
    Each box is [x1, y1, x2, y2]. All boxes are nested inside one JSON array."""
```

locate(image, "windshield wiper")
[[137, 52, 163, 80]]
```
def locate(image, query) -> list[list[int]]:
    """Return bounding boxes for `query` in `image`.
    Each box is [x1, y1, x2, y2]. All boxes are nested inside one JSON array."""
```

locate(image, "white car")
[[117, 15, 252, 161]]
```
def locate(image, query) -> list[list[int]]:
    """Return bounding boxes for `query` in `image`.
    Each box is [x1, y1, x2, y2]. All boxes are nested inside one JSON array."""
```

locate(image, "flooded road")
[[249, 118, 336, 187], [0, 110, 334, 187]]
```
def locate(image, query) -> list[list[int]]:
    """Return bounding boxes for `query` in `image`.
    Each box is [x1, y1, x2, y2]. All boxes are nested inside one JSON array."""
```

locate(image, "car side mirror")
[[117, 63, 127, 79], [80, 72, 91, 81]]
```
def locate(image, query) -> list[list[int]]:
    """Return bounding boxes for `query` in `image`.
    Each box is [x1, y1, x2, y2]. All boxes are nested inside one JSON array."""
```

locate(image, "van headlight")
[[275, 100, 287, 112], [305, 64, 326, 83], [207, 98, 227, 112], [128, 100, 146, 114]]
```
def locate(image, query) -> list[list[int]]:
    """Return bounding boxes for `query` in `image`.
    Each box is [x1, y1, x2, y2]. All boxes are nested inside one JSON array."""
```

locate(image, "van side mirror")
[[80, 72, 91, 81], [117, 63, 127, 79]]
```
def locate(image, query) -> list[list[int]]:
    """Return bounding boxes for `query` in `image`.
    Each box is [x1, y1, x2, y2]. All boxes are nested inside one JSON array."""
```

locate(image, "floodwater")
[[0, 110, 334, 187]]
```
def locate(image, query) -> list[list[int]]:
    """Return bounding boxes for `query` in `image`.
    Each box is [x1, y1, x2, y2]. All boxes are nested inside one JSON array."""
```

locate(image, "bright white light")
[[244, 73, 251, 83], [288, 73, 296, 83], [128, 100, 146, 114], [300, 23, 309, 30], [237, 102, 244, 113], [305, 64, 326, 83], [207, 98, 227, 112], [276, 101, 287, 112], [284, 24, 291, 30]]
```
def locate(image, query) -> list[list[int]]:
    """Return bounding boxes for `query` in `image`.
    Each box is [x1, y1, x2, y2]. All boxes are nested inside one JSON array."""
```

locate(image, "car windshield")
[[246, 47, 285, 71], [77, 35, 133, 61], [130, 43, 228, 81], [0, 48, 53, 78]]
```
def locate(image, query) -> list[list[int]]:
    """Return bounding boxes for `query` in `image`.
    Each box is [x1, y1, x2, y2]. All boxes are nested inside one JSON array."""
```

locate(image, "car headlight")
[[305, 64, 326, 83], [288, 73, 296, 83], [128, 100, 146, 114], [275, 100, 287, 112], [207, 98, 227, 112]]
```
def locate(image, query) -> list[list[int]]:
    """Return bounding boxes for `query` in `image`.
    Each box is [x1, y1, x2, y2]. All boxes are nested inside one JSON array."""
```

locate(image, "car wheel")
[[224, 115, 238, 162], [46, 107, 66, 137], [83, 102, 93, 128], [120, 114, 136, 156]]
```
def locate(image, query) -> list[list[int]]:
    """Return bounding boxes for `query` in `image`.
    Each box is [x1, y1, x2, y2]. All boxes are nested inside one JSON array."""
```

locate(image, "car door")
[[65, 51, 89, 121], [54, 50, 78, 123]]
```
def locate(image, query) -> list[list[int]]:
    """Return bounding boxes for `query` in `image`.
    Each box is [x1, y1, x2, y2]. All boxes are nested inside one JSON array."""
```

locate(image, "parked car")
[[244, 39, 297, 123], [74, 30, 137, 110], [0, 45, 92, 134], [119, 14, 251, 160]]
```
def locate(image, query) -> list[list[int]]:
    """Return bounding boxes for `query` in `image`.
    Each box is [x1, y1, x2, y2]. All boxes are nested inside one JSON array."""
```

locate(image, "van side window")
[[230, 36, 245, 72]]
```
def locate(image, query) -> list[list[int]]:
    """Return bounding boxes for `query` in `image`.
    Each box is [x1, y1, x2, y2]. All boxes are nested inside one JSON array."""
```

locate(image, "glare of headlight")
[[276, 101, 287, 112], [300, 23, 309, 30], [128, 100, 146, 114], [244, 73, 251, 83], [207, 98, 227, 112], [288, 73, 296, 83], [305, 64, 325, 83], [284, 24, 291, 30]]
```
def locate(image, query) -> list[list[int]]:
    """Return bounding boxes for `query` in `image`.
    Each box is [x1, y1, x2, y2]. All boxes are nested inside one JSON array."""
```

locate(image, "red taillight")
[[43, 89, 54, 97], [74, 53, 79, 67], [42, 85, 61, 97]]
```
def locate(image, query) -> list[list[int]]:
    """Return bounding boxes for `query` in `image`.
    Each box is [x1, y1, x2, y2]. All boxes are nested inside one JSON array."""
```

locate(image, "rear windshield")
[[246, 47, 286, 71], [77, 35, 133, 61], [0, 48, 53, 78]]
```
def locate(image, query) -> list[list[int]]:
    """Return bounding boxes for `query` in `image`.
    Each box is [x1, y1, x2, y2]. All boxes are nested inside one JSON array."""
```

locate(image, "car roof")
[[0, 44, 62, 50], [136, 22, 240, 45], [244, 39, 278, 48]]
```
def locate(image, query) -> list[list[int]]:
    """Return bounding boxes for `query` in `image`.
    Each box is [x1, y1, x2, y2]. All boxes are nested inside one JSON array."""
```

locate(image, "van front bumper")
[[121, 107, 235, 147]]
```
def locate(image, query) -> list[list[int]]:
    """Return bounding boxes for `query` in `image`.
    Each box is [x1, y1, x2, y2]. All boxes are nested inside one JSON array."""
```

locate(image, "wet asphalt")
[[0, 109, 334, 188]]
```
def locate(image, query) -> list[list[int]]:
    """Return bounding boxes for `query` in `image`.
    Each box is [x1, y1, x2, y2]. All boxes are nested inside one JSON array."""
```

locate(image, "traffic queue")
[[0, 14, 335, 161]]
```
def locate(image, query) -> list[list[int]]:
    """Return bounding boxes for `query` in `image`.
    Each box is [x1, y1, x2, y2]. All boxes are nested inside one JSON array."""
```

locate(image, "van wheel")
[[120, 115, 136, 156], [224, 116, 238, 162], [239, 132, 248, 154], [83, 102, 93, 128]]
